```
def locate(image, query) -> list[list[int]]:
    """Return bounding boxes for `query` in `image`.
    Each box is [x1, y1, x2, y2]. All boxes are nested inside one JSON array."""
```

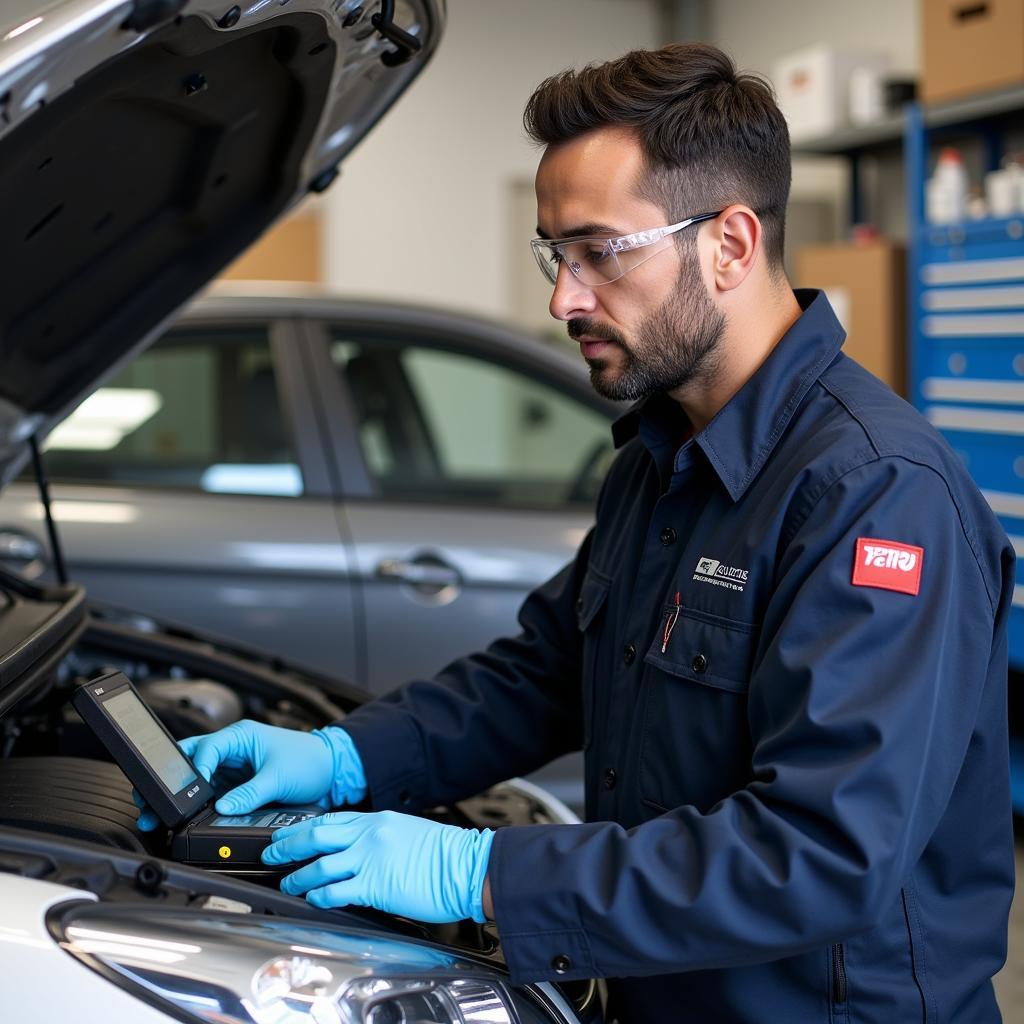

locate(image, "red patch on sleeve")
[[851, 537, 923, 596]]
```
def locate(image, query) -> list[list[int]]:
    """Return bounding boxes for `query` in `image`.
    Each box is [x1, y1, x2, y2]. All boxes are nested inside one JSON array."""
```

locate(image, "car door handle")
[[376, 557, 460, 589], [0, 529, 45, 563]]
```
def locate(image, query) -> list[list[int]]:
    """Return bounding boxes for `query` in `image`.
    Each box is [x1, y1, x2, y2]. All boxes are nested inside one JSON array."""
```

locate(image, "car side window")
[[330, 336, 614, 509], [41, 327, 303, 496]]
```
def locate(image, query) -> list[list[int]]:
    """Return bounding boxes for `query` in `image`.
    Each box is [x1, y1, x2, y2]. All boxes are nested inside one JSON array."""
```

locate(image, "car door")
[[0, 317, 361, 686], [303, 308, 616, 689]]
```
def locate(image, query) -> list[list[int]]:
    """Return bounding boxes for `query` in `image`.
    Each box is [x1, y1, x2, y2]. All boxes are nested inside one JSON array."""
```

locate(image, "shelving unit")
[[791, 83, 1024, 223], [791, 115, 904, 227]]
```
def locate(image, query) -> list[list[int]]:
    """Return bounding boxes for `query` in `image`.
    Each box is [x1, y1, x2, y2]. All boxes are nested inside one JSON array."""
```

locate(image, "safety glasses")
[[530, 211, 722, 287]]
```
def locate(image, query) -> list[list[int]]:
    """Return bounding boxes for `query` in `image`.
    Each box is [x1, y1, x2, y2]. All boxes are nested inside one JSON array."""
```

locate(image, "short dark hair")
[[524, 43, 791, 274]]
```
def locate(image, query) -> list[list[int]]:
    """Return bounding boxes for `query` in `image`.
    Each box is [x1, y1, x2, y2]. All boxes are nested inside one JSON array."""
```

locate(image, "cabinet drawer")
[[921, 312, 1024, 338], [922, 285, 1024, 312], [931, 426, 1024, 493], [918, 336, 1024, 391], [921, 251, 1024, 285]]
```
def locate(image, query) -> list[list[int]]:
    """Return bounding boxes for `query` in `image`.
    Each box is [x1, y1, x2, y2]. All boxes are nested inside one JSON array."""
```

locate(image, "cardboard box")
[[795, 242, 907, 395], [221, 209, 322, 282], [772, 46, 888, 142], [922, 0, 1024, 104]]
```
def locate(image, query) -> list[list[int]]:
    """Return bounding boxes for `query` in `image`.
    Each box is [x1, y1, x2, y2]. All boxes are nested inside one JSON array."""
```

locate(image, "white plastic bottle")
[[927, 147, 968, 224]]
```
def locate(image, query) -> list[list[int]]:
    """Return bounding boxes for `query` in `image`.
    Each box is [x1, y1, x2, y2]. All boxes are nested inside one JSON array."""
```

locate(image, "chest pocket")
[[576, 565, 612, 750], [638, 607, 759, 813]]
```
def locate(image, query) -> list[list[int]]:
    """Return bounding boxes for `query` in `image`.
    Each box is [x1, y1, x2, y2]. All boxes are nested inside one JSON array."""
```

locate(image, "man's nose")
[[549, 262, 598, 322]]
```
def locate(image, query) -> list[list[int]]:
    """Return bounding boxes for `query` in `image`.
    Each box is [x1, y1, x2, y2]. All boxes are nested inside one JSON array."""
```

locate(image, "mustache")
[[567, 319, 623, 345]]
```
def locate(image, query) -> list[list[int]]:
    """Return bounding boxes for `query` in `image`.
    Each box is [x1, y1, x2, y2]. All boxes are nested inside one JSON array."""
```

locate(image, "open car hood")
[[0, 0, 443, 486]]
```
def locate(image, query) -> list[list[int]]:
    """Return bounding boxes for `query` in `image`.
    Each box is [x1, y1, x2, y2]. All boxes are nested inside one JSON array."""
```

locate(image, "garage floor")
[[994, 845, 1024, 1021]]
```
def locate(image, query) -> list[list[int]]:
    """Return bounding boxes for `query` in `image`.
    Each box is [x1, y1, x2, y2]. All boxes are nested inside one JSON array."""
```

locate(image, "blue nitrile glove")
[[262, 810, 495, 924], [135, 721, 366, 831]]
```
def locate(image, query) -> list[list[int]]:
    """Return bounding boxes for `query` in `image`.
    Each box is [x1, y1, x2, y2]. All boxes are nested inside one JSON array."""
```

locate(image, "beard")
[[568, 253, 726, 402]]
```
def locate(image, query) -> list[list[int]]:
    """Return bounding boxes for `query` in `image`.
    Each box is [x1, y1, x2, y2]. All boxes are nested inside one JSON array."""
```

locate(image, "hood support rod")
[[371, 0, 422, 66], [28, 434, 68, 585]]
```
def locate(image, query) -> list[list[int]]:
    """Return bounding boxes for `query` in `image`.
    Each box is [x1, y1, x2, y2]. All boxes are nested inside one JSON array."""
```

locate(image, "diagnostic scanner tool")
[[72, 671, 320, 868]]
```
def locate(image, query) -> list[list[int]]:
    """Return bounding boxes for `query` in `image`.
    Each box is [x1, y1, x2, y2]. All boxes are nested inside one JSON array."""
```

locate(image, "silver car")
[[0, 287, 617, 806], [0, 286, 617, 693]]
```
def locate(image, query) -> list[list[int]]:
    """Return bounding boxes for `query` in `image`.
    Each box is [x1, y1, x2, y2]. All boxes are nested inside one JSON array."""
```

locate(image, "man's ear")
[[708, 204, 760, 292]]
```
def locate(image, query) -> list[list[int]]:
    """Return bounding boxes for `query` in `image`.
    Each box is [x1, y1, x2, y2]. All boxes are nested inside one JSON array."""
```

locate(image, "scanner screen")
[[105, 689, 198, 794], [210, 810, 318, 828]]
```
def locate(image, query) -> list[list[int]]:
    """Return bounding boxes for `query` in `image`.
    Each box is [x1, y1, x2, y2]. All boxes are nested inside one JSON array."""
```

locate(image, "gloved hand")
[[261, 810, 495, 924], [135, 721, 367, 831]]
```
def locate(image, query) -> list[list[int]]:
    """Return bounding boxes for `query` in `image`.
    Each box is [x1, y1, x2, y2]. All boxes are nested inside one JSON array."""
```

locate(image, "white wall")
[[323, 0, 660, 320], [707, 0, 919, 81]]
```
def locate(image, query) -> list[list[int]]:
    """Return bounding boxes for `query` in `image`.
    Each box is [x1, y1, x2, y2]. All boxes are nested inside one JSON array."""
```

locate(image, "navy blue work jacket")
[[341, 290, 1017, 1023]]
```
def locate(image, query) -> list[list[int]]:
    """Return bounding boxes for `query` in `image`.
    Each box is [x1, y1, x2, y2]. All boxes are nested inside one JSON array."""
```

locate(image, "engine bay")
[[0, 580, 568, 966]]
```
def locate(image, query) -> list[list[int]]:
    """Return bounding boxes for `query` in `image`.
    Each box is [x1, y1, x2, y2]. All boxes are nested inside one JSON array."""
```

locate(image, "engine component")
[[138, 678, 243, 735]]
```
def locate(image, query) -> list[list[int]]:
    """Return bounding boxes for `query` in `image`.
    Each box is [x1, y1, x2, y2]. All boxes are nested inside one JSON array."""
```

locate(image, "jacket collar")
[[611, 289, 846, 501]]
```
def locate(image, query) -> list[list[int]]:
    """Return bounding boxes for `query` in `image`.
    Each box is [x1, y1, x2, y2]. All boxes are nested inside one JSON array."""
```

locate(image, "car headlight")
[[54, 905, 568, 1024]]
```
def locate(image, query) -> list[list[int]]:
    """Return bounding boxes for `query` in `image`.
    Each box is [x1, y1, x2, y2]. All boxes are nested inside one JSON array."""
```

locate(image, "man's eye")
[[584, 247, 611, 265], [548, 250, 563, 265]]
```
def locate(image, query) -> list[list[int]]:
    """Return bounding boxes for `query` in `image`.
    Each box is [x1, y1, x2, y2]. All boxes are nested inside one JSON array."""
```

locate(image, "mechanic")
[[140, 43, 1017, 1022]]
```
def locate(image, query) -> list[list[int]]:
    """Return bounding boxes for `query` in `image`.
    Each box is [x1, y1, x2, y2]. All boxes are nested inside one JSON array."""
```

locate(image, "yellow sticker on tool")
[[218, 845, 232, 859]]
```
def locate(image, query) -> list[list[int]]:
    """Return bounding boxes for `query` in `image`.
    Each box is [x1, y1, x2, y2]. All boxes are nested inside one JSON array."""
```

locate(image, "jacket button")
[[398, 789, 412, 806], [551, 954, 572, 974], [692, 653, 707, 674], [603, 768, 617, 790], [659, 527, 676, 546], [575, 597, 583, 613], [623, 643, 636, 665]]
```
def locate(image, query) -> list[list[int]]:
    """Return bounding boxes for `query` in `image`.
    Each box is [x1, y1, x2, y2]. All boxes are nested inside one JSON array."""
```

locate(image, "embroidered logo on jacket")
[[693, 556, 749, 593], [851, 537, 923, 596]]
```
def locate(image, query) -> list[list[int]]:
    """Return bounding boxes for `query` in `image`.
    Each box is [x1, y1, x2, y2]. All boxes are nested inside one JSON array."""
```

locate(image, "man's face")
[[534, 126, 725, 402]]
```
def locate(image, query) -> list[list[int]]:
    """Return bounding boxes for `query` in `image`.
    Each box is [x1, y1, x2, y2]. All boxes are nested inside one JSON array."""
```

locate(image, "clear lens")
[[58, 906, 548, 1024], [530, 240, 560, 285], [530, 239, 624, 287], [531, 234, 672, 287], [555, 240, 620, 285], [531, 211, 720, 288]]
